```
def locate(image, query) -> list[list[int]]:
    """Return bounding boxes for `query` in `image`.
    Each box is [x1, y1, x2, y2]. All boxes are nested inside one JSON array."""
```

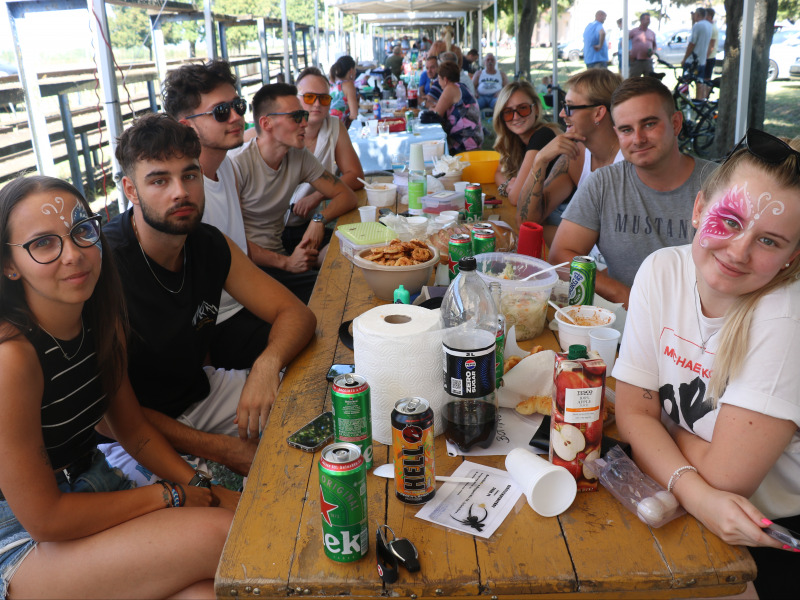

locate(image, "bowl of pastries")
[[352, 239, 439, 300]]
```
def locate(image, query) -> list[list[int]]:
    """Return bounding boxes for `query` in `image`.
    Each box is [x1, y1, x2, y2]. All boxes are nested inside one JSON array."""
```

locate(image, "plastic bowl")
[[555, 306, 617, 352], [352, 244, 440, 301], [474, 253, 558, 341], [366, 183, 398, 207], [457, 150, 500, 184], [421, 139, 446, 161]]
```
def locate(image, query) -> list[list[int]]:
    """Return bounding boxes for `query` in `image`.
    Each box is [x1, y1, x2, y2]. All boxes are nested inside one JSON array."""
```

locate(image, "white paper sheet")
[[415, 461, 523, 538]]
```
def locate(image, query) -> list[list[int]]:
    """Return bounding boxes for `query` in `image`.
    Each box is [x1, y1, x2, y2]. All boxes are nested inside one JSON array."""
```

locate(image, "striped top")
[[27, 325, 108, 469]]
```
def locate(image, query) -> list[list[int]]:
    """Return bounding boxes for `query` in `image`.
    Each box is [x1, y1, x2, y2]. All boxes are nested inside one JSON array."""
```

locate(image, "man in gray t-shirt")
[[683, 7, 712, 69], [550, 77, 717, 308], [230, 83, 357, 303]]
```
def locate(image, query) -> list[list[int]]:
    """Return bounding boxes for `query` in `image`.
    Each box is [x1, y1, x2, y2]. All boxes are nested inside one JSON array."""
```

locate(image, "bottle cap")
[[458, 256, 477, 272], [409, 143, 425, 171], [568, 344, 588, 359], [393, 284, 410, 304]]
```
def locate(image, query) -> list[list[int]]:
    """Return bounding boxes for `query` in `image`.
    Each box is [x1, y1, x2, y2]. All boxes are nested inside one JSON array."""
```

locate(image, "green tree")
[[109, 6, 152, 51], [777, 0, 800, 21]]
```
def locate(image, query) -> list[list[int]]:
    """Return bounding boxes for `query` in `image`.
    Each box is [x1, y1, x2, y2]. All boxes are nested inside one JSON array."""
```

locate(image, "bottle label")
[[408, 180, 426, 210], [443, 342, 496, 398], [564, 387, 602, 423]]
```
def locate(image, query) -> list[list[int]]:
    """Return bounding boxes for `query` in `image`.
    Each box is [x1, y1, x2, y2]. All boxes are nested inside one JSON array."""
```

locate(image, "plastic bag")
[[583, 446, 685, 528]]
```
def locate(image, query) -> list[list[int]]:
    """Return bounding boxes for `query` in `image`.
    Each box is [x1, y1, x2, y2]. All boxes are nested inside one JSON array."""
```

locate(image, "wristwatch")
[[189, 469, 212, 488], [312, 212, 326, 225]]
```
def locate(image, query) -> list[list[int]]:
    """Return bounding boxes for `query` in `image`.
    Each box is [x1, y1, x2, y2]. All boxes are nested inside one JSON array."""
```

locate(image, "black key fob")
[[389, 537, 420, 572], [376, 528, 399, 583]]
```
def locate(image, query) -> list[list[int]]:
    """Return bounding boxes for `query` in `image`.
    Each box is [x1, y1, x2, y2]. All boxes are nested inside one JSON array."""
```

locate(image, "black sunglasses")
[[724, 128, 800, 174], [185, 98, 247, 122], [266, 110, 310, 124], [563, 103, 602, 117]]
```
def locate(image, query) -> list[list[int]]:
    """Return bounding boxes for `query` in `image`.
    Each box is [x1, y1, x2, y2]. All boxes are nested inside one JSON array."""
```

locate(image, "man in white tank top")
[[472, 53, 508, 110]]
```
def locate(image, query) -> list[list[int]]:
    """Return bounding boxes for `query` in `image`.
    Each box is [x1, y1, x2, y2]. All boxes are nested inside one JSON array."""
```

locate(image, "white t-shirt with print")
[[613, 245, 800, 519]]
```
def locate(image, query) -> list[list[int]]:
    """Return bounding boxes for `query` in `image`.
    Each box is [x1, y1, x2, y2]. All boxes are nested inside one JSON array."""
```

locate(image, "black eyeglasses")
[[299, 93, 332, 106], [501, 103, 534, 122], [184, 98, 247, 122], [724, 128, 800, 174], [563, 103, 602, 117], [266, 110, 310, 123], [6, 215, 102, 265]]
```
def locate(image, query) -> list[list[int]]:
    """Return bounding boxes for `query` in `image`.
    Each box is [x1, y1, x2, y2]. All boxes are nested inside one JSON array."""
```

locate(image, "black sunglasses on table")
[[266, 110, 310, 123], [725, 128, 800, 173], [184, 98, 247, 122], [5, 215, 103, 265]]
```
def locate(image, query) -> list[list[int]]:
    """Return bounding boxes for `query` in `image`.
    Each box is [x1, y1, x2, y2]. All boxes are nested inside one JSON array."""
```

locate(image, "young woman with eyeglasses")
[[491, 81, 561, 205], [614, 131, 800, 599], [0, 176, 233, 598], [282, 68, 364, 257], [328, 55, 359, 129], [516, 69, 622, 241]]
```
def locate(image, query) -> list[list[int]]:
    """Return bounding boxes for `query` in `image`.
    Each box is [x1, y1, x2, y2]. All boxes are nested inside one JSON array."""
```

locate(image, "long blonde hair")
[[492, 80, 560, 180], [702, 136, 800, 403]]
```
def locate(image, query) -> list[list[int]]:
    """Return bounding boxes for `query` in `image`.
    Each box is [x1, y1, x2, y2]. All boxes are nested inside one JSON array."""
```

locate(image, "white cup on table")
[[368, 119, 379, 136], [358, 205, 377, 222], [453, 181, 469, 196], [589, 328, 621, 373], [505, 448, 577, 517]]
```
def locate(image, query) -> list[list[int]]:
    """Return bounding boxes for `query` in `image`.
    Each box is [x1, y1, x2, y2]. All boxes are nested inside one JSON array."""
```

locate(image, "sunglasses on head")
[[184, 98, 247, 122], [300, 92, 332, 106], [562, 103, 602, 117], [266, 109, 310, 124], [725, 128, 800, 173], [501, 103, 534, 122]]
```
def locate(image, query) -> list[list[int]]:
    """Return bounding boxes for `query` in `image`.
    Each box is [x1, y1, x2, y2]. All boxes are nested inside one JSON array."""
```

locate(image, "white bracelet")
[[667, 465, 698, 493]]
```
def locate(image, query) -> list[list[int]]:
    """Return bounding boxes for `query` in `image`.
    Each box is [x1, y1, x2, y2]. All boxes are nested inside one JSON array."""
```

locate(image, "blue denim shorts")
[[0, 450, 133, 597]]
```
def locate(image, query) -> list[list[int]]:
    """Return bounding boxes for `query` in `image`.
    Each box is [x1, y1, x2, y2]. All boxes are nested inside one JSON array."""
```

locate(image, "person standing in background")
[[629, 13, 657, 77], [583, 11, 609, 69], [328, 56, 359, 129], [699, 8, 719, 100], [472, 53, 508, 110]]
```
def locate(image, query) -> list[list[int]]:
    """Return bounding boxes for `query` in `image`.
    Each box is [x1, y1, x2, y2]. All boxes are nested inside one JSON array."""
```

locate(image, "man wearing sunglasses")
[[230, 83, 358, 305], [550, 77, 717, 308], [98, 113, 316, 485], [162, 60, 270, 373]]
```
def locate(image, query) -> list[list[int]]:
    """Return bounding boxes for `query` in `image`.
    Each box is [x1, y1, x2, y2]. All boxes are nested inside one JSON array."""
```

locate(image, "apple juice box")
[[550, 344, 606, 492]]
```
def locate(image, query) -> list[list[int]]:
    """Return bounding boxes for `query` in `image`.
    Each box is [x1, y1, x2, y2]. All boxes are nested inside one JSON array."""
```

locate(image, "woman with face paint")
[[0, 176, 233, 598], [614, 131, 800, 598]]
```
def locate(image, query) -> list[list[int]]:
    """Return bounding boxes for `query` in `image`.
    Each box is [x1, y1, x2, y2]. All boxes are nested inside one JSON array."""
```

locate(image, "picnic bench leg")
[[79, 132, 95, 197], [57, 92, 85, 197]]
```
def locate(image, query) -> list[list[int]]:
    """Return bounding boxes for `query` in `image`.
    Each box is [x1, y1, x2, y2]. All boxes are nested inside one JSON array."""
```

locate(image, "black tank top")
[[26, 325, 109, 469]]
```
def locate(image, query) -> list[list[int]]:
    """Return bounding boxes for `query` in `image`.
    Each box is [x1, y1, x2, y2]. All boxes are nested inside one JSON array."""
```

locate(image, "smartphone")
[[764, 523, 800, 550], [326, 363, 356, 382], [286, 411, 334, 452]]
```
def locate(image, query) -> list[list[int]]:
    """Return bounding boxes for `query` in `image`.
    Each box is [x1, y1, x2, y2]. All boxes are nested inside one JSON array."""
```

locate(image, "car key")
[[388, 536, 420, 572]]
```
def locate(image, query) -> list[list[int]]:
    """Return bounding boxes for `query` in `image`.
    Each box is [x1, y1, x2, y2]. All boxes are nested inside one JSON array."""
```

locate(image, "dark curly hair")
[[251, 83, 298, 133], [115, 113, 201, 177], [162, 60, 238, 118]]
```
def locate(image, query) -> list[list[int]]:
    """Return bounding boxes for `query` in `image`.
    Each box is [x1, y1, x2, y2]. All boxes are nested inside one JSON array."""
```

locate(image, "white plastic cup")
[[409, 143, 425, 172], [589, 328, 621, 374], [453, 181, 469, 196], [358, 205, 377, 222], [440, 210, 460, 223], [368, 119, 379, 136], [406, 215, 428, 239], [505, 448, 577, 517]]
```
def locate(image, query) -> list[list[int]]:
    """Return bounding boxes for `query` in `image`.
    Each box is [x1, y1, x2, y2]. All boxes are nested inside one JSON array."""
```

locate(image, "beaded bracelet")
[[667, 465, 698, 493], [169, 485, 181, 508], [173, 483, 186, 507]]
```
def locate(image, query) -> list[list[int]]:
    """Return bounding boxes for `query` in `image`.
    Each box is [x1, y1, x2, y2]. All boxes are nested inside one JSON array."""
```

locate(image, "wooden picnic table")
[[215, 186, 755, 599]]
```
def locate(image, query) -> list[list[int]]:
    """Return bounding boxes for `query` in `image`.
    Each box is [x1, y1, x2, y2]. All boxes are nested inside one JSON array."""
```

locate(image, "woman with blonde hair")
[[615, 130, 800, 599], [491, 80, 561, 205], [516, 68, 623, 235]]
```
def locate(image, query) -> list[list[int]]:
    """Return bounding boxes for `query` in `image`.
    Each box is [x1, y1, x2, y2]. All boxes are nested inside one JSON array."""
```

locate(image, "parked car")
[[767, 28, 800, 81], [790, 56, 800, 79], [558, 39, 583, 62], [655, 29, 725, 67], [0, 62, 18, 78]]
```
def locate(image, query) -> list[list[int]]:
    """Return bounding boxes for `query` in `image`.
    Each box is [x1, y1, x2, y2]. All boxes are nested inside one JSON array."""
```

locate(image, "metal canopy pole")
[[493, 0, 497, 52], [513, 0, 518, 75], [478, 9, 483, 62], [205, 0, 217, 59], [281, 0, 291, 82], [551, 0, 558, 113], [622, 1, 629, 79], [314, 0, 320, 67], [149, 14, 167, 91], [6, 0, 56, 176], [736, 0, 756, 138], [258, 18, 269, 85]]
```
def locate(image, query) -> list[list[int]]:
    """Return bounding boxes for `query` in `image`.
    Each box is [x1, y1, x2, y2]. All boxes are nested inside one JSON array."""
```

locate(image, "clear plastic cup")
[[589, 328, 621, 373], [358, 205, 377, 222]]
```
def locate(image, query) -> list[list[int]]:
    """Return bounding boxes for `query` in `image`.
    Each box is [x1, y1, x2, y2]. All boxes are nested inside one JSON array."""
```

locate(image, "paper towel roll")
[[353, 304, 445, 444]]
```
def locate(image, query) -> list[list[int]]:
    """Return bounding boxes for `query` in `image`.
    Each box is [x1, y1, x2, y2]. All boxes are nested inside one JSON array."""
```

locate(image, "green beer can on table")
[[568, 255, 597, 306], [319, 443, 369, 562], [331, 374, 373, 469]]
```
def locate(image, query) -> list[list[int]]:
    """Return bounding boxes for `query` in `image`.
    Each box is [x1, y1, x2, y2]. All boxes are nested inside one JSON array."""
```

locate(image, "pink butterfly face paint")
[[698, 182, 785, 248]]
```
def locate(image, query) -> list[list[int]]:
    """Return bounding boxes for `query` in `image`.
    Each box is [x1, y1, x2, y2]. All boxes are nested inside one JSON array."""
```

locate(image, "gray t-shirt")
[[689, 20, 712, 67], [230, 139, 326, 253], [561, 158, 717, 288]]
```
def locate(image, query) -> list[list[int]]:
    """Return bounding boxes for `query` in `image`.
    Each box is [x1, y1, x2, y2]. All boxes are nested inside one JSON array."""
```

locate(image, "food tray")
[[336, 222, 398, 260]]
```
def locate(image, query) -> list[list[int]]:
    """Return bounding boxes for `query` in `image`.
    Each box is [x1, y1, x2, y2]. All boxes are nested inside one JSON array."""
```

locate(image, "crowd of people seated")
[[0, 35, 798, 598]]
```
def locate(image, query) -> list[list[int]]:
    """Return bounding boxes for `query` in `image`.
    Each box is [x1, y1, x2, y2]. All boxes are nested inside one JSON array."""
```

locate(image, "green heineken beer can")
[[331, 373, 373, 469], [464, 183, 483, 221], [448, 233, 472, 281], [472, 227, 496, 255], [568, 255, 597, 306], [318, 443, 369, 563]]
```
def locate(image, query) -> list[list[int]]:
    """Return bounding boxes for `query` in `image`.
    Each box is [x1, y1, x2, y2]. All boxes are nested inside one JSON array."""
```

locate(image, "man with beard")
[[162, 60, 268, 371], [99, 113, 316, 485]]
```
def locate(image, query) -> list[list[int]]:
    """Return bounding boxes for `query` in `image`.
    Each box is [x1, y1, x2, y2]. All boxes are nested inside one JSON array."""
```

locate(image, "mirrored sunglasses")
[[300, 93, 332, 106], [5, 215, 102, 265], [266, 110, 310, 124], [725, 128, 800, 174], [502, 103, 534, 122], [185, 98, 247, 123]]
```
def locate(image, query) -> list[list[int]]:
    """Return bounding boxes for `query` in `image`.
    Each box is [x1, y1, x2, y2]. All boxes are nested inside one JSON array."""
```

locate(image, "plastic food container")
[[421, 190, 462, 214], [457, 150, 500, 184], [474, 253, 558, 341], [554, 305, 617, 352], [366, 183, 398, 207], [336, 222, 398, 260]]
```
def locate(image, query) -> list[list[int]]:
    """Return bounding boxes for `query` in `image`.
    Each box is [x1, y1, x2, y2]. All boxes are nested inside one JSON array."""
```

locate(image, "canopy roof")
[[358, 11, 467, 25], [330, 0, 494, 15]]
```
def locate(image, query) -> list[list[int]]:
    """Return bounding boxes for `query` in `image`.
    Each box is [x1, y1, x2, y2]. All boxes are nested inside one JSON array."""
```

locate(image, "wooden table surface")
[[215, 188, 755, 599]]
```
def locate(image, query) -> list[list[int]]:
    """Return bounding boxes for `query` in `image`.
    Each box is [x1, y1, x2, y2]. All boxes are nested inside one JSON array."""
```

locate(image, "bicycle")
[[657, 58, 720, 158]]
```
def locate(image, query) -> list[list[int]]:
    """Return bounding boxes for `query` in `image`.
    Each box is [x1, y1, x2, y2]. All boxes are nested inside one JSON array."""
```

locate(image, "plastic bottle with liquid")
[[407, 143, 426, 216], [490, 282, 505, 389], [441, 257, 499, 451], [396, 80, 407, 108]]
